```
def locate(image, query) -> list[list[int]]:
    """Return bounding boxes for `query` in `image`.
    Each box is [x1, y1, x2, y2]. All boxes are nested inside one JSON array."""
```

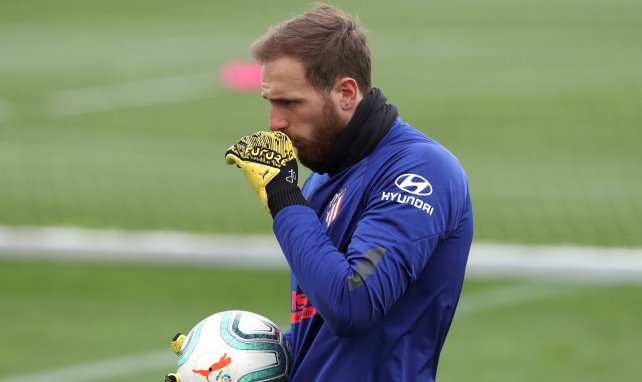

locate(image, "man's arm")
[[226, 133, 470, 336]]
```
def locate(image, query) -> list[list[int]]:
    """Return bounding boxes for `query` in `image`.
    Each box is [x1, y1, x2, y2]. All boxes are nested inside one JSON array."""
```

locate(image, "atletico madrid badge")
[[324, 188, 346, 227]]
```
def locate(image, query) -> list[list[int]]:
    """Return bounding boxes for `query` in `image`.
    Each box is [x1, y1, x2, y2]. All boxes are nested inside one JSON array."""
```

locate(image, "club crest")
[[324, 188, 346, 227]]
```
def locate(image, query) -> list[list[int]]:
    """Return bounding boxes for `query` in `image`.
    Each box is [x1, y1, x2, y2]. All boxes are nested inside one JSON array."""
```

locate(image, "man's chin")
[[296, 150, 322, 172]]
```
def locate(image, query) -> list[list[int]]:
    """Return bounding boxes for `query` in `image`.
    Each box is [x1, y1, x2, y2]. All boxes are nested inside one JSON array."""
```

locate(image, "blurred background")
[[0, 0, 641, 381]]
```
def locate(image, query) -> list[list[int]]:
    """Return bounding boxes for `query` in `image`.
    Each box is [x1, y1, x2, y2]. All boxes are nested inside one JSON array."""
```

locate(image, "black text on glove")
[[224, 131, 307, 217]]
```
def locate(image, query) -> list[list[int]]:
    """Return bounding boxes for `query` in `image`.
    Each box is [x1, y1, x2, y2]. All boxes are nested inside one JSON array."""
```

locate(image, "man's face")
[[261, 56, 347, 171]]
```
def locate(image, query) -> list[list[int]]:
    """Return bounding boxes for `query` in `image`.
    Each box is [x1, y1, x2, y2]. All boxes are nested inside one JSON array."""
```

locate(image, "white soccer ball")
[[172, 310, 291, 382]]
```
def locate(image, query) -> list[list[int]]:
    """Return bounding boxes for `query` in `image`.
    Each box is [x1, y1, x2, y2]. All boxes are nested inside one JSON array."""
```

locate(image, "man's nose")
[[269, 105, 289, 131]]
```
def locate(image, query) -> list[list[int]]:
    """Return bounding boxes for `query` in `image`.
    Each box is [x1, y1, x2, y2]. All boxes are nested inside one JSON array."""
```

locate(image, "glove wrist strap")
[[267, 185, 308, 219]]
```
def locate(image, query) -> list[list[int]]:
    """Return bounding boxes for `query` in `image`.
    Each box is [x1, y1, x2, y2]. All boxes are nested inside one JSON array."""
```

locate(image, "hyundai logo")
[[394, 174, 433, 196]]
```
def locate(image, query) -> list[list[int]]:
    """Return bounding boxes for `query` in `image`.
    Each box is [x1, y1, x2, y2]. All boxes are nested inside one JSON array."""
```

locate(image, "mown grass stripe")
[[0, 283, 569, 382], [0, 350, 173, 382], [48, 72, 220, 116]]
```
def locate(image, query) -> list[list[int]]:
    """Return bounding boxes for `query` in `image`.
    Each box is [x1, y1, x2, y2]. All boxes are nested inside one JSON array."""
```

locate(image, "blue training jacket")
[[273, 118, 473, 381]]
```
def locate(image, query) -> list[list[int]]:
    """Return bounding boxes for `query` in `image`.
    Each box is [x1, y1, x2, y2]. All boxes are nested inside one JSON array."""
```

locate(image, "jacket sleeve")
[[273, 146, 470, 336]]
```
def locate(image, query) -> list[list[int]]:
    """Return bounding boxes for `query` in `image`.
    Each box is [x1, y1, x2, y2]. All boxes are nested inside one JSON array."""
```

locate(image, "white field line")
[[1, 225, 642, 282], [0, 225, 288, 269], [0, 98, 12, 123], [0, 350, 173, 382], [465, 243, 642, 283], [455, 283, 583, 318], [0, 282, 574, 382], [48, 72, 220, 116]]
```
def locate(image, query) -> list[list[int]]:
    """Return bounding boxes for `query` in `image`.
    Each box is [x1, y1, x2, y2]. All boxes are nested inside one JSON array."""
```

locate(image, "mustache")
[[284, 134, 307, 146]]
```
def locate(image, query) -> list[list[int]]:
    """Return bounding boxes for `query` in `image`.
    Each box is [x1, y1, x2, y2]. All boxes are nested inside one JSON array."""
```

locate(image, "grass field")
[[1, 0, 641, 246], [1, 259, 641, 381], [1, 0, 641, 381]]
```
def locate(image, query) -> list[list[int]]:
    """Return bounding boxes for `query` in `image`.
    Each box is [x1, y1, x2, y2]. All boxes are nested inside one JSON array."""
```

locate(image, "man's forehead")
[[260, 81, 311, 101], [260, 80, 282, 99], [260, 57, 312, 97]]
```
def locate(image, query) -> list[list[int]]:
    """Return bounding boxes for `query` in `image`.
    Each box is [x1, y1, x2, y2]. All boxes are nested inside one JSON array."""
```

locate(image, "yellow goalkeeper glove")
[[225, 131, 307, 217], [163, 333, 185, 382]]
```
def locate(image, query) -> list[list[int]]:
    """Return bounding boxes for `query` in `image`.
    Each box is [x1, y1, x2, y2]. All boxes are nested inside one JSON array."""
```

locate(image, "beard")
[[296, 99, 346, 173]]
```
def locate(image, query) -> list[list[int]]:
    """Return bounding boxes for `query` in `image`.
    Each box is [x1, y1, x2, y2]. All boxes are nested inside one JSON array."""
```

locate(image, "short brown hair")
[[251, 3, 371, 95]]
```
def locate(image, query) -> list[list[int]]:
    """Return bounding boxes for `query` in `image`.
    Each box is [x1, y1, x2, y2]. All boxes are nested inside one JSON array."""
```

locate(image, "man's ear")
[[335, 77, 360, 111]]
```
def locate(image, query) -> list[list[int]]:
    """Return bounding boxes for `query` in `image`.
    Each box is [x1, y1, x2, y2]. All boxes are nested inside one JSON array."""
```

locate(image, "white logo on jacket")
[[394, 174, 433, 196], [381, 174, 435, 215]]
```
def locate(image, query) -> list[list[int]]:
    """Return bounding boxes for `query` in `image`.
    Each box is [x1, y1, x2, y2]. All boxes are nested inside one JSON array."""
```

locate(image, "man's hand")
[[225, 131, 307, 217]]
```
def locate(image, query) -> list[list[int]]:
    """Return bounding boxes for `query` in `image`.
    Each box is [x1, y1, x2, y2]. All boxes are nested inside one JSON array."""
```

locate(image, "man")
[[225, 4, 473, 381]]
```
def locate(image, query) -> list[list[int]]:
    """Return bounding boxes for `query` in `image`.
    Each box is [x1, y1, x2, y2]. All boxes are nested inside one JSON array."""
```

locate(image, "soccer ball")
[[165, 310, 291, 382]]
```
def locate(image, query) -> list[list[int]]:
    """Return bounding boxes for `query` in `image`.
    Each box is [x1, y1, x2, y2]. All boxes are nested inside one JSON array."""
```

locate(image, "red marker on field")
[[220, 61, 262, 91]]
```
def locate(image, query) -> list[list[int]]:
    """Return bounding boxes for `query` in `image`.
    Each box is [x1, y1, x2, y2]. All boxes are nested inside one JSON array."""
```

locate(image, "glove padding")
[[225, 131, 307, 217]]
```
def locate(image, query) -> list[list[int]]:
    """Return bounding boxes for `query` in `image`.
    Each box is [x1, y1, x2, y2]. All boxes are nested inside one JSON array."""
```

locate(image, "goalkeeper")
[[225, 4, 473, 381]]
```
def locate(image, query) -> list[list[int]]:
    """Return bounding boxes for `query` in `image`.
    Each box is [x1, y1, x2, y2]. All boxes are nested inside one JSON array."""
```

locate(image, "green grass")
[[0, 0, 640, 246], [1, 259, 641, 381], [440, 279, 642, 381], [0, 259, 291, 377], [1, 1, 641, 378], [1, 2, 640, 381]]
